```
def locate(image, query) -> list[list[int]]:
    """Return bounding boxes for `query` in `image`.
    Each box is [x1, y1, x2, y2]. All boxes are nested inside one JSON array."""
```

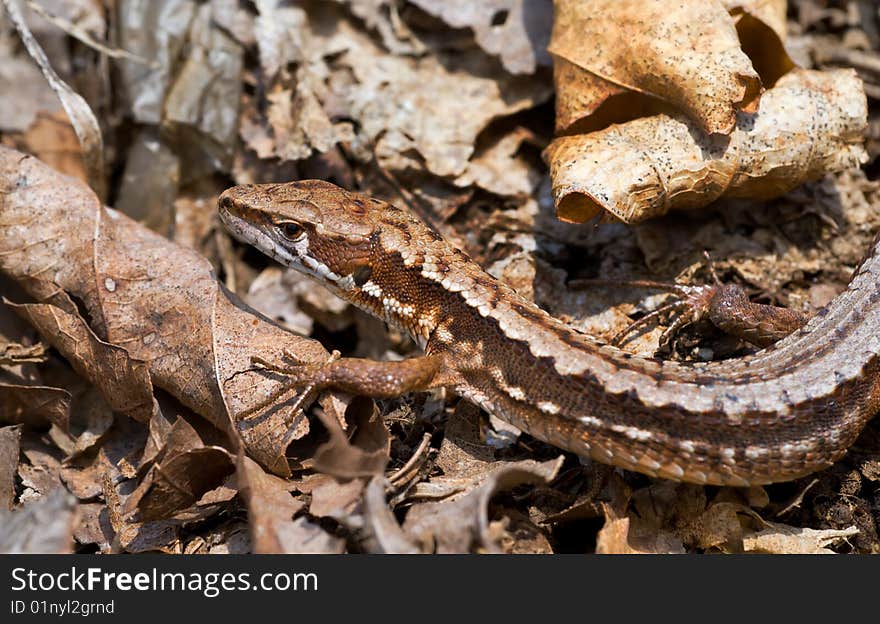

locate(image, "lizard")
[[218, 180, 880, 487]]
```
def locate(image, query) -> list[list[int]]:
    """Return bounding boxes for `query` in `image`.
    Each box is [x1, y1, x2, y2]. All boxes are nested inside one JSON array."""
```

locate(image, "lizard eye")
[[279, 222, 304, 240]]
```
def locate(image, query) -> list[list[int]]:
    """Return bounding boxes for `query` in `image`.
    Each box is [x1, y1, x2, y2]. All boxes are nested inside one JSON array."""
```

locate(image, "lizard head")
[[218, 180, 390, 291]]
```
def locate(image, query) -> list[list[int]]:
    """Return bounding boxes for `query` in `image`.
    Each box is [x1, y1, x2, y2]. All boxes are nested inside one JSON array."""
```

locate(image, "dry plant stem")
[[218, 180, 880, 486], [388, 432, 433, 487]]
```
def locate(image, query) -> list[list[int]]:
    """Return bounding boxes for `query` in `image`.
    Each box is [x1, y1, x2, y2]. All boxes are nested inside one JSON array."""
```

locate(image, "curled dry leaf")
[[549, 0, 761, 136], [0, 146, 347, 476], [408, 0, 553, 75], [0, 486, 77, 553], [360, 476, 420, 554], [546, 69, 868, 223], [0, 382, 70, 431], [310, 397, 391, 479]]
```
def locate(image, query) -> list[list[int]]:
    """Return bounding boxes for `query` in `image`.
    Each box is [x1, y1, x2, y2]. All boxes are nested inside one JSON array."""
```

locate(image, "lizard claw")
[[239, 350, 341, 421]]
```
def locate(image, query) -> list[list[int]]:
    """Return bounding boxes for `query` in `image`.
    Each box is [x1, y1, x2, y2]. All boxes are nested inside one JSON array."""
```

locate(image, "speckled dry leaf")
[[549, 0, 761, 136], [743, 522, 859, 554], [403, 456, 563, 553], [723, 0, 794, 85], [408, 0, 553, 74], [237, 454, 344, 553], [0, 487, 77, 553], [0, 147, 345, 476], [546, 69, 867, 223], [0, 425, 21, 510]]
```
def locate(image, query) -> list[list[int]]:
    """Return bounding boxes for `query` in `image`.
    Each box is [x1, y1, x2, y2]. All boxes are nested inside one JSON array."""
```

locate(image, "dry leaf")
[[408, 0, 553, 75], [360, 476, 420, 553], [128, 416, 234, 521], [2, 0, 105, 198], [549, 0, 761, 135], [743, 522, 859, 554], [546, 69, 867, 223], [0, 146, 349, 476], [237, 454, 344, 554], [8, 295, 157, 423]]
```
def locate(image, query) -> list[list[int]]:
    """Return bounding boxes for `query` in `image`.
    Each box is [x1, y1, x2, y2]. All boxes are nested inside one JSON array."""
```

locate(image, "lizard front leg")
[[241, 351, 449, 421]]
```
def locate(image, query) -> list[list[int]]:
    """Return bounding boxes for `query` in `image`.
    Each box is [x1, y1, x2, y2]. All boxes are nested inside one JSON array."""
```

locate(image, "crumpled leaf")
[[126, 416, 235, 521], [237, 454, 344, 554], [0, 147, 345, 476], [549, 0, 761, 135], [454, 126, 544, 197], [408, 0, 553, 75], [361, 476, 419, 554], [546, 69, 868, 223], [0, 487, 77, 553]]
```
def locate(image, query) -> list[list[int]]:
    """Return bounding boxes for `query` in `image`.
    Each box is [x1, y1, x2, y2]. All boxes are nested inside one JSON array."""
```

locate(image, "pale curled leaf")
[[743, 523, 859, 554], [549, 0, 761, 135], [402, 456, 563, 553], [545, 69, 868, 224]]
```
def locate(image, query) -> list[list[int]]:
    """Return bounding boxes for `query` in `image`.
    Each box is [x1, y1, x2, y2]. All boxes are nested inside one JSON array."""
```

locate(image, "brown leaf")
[[0, 146, 348, 476], [546, 69, 867, 223], [0, 382, 70, 431], [237, 454, 344, 553], [360, 476, 419, 554], [8, 295, 157, 423], [0, 487, 77, 553], [311, 397, 390, 479], [549, 0, 761, 135], [2, 0, 105, 198], [129, 416, 235, 521], [0, 425, 21, 510]]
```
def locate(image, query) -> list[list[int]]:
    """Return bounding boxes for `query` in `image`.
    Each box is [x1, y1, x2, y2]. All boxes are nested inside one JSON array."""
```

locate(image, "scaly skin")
[[219, 180, 880, 486]]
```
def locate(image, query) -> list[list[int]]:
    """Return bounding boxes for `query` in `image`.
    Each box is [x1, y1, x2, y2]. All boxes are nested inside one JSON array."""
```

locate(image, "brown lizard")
[[219, 180, 880, 486]]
